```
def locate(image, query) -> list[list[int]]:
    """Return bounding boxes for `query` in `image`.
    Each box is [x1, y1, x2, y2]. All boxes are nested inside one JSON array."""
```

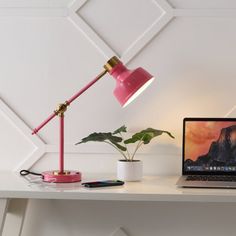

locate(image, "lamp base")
[[42, 171, 82, 183]]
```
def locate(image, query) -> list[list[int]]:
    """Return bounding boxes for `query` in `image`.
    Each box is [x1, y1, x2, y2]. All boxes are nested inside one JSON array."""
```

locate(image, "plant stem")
[[131, 134, 146, 161], [103, 141, 128, 160], [119, 132, 131, 161], [131, 140, 143, 161]]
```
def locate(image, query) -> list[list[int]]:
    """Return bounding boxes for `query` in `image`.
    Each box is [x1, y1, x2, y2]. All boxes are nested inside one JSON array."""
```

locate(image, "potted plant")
[[76, 126, 174, 181]]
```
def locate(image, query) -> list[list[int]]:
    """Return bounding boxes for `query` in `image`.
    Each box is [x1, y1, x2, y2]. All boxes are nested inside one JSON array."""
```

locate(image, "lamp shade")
[[105, 57, 154, 107]]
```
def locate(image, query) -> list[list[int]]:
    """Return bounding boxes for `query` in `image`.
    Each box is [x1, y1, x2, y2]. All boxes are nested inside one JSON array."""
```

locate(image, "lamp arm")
[[67, 69, 107, 105], [32, 69, 108, 135]]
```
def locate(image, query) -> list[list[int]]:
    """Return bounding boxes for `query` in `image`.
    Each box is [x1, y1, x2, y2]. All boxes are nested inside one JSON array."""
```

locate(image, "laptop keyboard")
[[186, 175, 236, 182]]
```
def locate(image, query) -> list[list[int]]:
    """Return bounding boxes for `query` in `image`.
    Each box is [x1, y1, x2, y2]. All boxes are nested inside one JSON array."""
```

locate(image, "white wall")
[[0, 0, 236, 235]]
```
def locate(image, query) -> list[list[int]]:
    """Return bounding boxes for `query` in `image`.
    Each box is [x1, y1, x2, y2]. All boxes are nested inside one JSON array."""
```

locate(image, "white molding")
[[0, 8, 68, 17], [121, 0, 174, 63], [68, 1, 236, 63], [68, 0, 116, 59], [0, 99, 45, 172], [173, 9, 236, 17], [68, 11, 115, 59], [0, 0, 70, 17], [0, 99, 44, 150], [0, 0, 71, 8], [68, 0, 87, 12], [14, 147, 46, 172], [0, 100, 43, 148], [224, 105, 236, 118], [1, 92, 178, 171], [0, 0, 234, 58], [68, 0, 174, 63], [0, 1, 234, 171]]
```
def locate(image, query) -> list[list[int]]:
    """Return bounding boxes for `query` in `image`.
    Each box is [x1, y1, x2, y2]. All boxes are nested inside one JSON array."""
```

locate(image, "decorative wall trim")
[[68, 0, 174, 63], [0, 1, 235, 171], [173, 9, 236, 17], [0, 0, 235, 59], [120, 0, 173, 63], [0, 99, 45, 172], [0, 0, 70, 17], [0, 0, 70, 8], [0, 8, 68, 17], [8, 103, 234, 171], [68, 0, 236, 64], [224, 105, 236, 118], [68, 0, 115, 60], [0, 97, 178, 171]]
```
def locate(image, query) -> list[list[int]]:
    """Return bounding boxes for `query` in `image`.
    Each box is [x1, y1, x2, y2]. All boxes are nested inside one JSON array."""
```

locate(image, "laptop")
[[176, 117, 236, 188]]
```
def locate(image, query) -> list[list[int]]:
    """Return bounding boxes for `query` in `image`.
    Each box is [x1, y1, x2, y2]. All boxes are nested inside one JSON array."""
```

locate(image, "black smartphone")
[[82, 180, 124, 188]]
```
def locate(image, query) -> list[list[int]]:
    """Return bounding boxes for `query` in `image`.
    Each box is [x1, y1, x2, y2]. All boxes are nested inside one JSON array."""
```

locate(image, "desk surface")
[[1, 172, 236, 202]]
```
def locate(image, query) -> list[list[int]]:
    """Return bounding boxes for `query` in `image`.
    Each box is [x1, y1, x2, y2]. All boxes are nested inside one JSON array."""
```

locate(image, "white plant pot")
[[117, 160, 143, 182]]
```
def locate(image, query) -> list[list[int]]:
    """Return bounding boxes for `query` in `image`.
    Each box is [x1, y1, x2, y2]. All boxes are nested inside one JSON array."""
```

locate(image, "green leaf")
[[110, 141, 127, 151], [113, 125, 127, 135], [124, 128, 174, 145], [75, 132, 127, 151]]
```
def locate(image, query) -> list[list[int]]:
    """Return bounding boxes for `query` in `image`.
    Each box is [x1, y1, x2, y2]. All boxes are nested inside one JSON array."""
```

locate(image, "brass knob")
[[104, 56, 121, 72], [54, 101, 69, 116]]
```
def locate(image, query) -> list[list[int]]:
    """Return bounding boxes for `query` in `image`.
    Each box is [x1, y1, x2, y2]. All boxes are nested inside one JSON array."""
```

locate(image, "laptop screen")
[[183, 118, 236, 175]]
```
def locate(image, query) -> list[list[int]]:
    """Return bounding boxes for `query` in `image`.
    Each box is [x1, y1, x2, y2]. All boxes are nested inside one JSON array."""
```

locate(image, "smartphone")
[[82, 180, 124, 188]]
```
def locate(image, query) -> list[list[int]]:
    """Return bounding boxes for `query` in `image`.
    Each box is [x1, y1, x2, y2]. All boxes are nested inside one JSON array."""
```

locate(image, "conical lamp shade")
[[106, 57, 154, 107]]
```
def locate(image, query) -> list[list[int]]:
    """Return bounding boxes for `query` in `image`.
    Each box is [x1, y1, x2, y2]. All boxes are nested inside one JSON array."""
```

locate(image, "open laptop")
[[176, 117, 236, 188]]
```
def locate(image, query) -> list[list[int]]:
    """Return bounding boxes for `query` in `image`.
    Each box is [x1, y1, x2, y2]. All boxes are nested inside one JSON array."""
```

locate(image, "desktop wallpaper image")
[[184, 121, 236, 170]]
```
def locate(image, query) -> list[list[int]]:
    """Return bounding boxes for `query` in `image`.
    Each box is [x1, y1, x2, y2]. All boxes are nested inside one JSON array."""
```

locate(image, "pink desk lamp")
[[32, 56, 154, 183]]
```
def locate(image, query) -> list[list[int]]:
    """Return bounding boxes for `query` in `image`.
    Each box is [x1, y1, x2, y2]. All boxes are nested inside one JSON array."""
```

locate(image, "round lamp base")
[[42, 171, 82, 183]]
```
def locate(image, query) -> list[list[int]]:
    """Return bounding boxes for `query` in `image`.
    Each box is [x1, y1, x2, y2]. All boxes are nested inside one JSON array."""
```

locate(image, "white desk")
[[1, 171, 236, 236]]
